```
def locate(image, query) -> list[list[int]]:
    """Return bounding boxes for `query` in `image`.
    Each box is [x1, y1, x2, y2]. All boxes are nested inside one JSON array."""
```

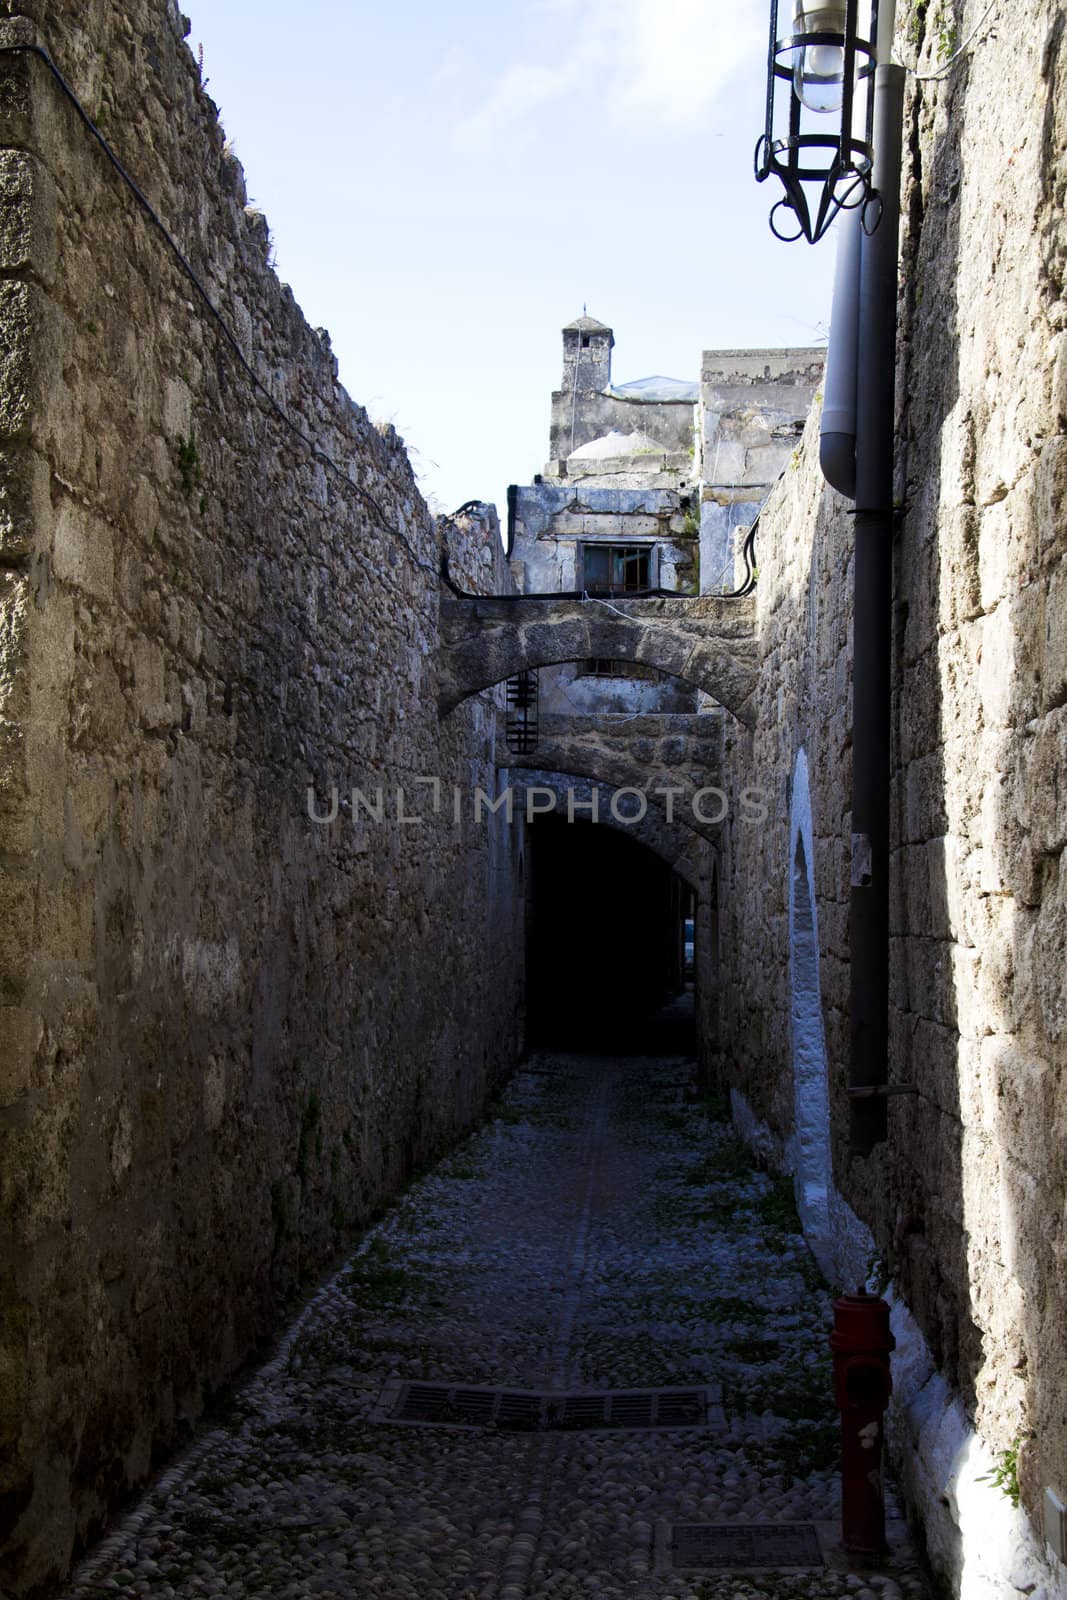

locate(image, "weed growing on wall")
[[176, 435, 201, 496], [979, 1441, 1022, 1507]]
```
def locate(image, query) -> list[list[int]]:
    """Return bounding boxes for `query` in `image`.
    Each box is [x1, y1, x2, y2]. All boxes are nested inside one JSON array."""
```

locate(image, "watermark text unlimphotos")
[[306, 780, 769, 829]]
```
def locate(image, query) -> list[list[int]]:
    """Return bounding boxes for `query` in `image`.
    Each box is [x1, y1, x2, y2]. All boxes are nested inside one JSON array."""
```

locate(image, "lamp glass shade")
[[791, 0, 848, 112]]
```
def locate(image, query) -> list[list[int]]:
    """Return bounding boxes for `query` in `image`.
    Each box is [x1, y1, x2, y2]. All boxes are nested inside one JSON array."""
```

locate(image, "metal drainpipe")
[[848, 3, 905, 1154], [820, 207, 862, 499]]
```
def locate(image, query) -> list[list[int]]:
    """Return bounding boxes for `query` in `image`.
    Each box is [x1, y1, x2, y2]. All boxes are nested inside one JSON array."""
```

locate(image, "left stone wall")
[[0, 3, 524, 1591]]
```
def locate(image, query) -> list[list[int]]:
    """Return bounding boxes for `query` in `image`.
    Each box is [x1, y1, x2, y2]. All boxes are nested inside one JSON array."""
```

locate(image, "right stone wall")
[[720, 1, 1067, 1590]]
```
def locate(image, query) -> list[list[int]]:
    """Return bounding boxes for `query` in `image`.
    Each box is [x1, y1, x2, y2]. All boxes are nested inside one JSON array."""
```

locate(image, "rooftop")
[[603, 376, 699, 404], [563, 313, 612, 333]]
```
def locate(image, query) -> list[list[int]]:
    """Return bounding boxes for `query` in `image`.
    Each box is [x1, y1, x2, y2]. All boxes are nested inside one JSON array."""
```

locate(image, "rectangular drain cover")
[[375, 1379, 723, 1433], [667, 1522, 823, 1570]]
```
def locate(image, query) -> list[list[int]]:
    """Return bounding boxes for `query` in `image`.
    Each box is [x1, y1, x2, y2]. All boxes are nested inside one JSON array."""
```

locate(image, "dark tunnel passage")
[[525, 815, 696, 1055]]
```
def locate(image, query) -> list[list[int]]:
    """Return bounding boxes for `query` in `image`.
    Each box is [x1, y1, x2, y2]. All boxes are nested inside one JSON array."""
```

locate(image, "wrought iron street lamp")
[[755, 0, 878, 242]]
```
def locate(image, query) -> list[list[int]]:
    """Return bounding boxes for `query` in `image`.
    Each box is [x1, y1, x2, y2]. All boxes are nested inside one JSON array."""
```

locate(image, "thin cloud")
[[612, 0, 766, 129], [452, 0, 765, 149], [433, 45, 473, 89], [453, 54, 592, 151]]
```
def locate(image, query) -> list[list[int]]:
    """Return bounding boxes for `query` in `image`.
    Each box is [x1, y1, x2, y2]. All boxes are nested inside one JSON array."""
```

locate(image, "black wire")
[[438, 546, 690, 604], [438, 569, 709, 604], [440, 582, 745, 603], [0, 41, 440, 581], [719, 517, 760, 598]]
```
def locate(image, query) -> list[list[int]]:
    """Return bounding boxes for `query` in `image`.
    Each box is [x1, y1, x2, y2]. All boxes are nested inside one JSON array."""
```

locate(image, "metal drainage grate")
[[666, 1522, 824, 1571], [375, 1379, 723, 1433]]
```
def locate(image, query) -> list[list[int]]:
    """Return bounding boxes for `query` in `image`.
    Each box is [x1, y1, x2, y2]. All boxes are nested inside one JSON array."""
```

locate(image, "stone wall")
[[509, 480, 701, 715], [698, 349, 824, 489], [717, 1, 1067, 1589], [510, 482, 700, 596], [547, 393, 696, 476], [698, 348, 823, 596], [496, 713, 725, 839], [510, 773, 707, 890], [716, 407, 853, 1178], [0, 2, 524, 1591]]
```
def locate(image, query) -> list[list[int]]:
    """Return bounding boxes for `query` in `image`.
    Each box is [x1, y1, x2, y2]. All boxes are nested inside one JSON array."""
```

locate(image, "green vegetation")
[[698, 1088, 731, 1121], [754, 1172, 799, 1233], [340, 1237, 415, 1304], [708, 1296, 770, 1322], [740, 1353, 834, 1424], [907, 0, 930, 45], [979, 1440, 1022, 1507], [485, 1096, 522, 1126], [580, 1329, 709, 1389], [444, 1161, 481, 1180], [743, 1417, 840, 1487], [725, 1334, 779, 1362], [281, 1240, 444, 1375], [936, 8, 958, 58], [683, 1139, 755, 1185], [907, 0, 956, 60], [176, 435, 201, 496]]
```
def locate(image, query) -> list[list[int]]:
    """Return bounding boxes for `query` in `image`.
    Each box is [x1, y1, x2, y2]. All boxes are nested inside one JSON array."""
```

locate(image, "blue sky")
[[185, 0, 833, 513]]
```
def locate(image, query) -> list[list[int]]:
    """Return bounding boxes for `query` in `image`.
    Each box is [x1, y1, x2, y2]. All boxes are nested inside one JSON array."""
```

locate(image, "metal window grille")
[[505, 670, 539, 755], [580, 658, 657, 680], [583, 545, 651, 595]]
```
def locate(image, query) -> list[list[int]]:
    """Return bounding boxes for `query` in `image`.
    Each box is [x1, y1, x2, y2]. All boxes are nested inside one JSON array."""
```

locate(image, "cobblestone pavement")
[[66, 1054, 931, 1600]]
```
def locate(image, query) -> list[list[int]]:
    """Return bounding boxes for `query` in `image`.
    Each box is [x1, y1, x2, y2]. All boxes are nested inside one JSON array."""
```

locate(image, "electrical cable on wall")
[[0, 40, 441, 582]]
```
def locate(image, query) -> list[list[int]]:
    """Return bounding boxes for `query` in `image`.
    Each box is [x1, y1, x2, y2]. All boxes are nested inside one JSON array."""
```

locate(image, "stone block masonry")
[[0, 1, 524, 1591], [717, 0, 1067, 1592]]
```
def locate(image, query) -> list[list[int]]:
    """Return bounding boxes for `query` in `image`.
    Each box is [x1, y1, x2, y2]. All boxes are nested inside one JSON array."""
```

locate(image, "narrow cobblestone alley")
[[63, 1054, 931, 1600]]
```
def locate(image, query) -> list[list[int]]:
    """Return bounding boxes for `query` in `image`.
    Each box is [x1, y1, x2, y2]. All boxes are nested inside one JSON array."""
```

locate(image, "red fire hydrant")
[[830, 1290, 895, 1554]]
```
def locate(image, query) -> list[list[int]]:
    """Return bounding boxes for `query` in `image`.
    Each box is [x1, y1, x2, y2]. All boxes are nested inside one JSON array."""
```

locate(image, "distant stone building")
[[508, 316, 822, 715], [547, 314, 696, 469]]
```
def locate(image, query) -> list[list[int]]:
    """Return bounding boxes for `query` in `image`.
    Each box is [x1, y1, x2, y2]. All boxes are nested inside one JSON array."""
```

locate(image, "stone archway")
[[437, 595, 757, 726], [499, 714, 725, 842], [511, 772, 705, 889]]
